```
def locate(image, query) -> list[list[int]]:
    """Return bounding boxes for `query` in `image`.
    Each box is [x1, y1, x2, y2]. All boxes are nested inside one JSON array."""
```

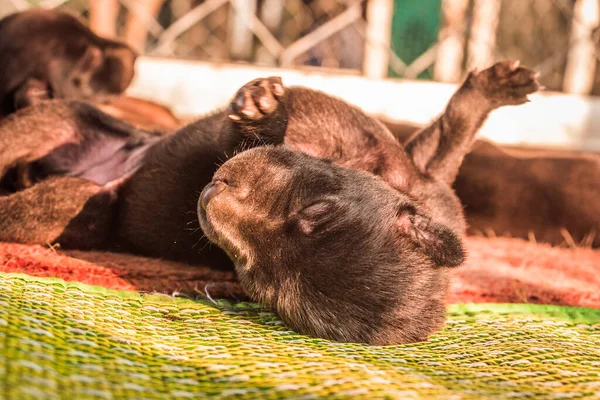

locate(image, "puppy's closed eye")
[[294, 200, 338, 235]]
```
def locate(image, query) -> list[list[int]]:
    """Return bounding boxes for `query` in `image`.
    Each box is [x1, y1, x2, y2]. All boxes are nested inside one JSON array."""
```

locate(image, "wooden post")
[[256, 0, 284, 65], [122, 0, 165, 53], [563, 0, 600, 95], [228, 0, 257, 61], [363, 0, 394, 79], [434, 0, 469, 82], [89, 0, 119, 38], [467, 0, 501, 70]]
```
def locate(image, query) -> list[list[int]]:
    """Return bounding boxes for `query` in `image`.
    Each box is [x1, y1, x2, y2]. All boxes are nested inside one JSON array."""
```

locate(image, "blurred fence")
[[3, 0, 600, 96]]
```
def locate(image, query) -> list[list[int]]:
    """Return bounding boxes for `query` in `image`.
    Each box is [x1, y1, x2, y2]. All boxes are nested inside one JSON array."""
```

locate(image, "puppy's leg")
[[0, 177, 117, 248], [405, 61, 540, 184]]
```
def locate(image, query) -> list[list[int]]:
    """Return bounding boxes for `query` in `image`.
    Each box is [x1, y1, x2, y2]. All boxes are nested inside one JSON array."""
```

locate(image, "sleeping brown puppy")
[[193, 61, 538, 344], [198, 147, 462, 344], [0, 9, 137, 117]]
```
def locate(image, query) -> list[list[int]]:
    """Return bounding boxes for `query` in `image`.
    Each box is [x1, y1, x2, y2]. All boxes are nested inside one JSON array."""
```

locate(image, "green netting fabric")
[[0, 273, 599, 399]]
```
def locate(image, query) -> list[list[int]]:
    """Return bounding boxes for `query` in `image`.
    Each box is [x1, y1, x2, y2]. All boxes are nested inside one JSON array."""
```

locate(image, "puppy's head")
[[0, 9, 137, 113], [198, 147, 465, 345]]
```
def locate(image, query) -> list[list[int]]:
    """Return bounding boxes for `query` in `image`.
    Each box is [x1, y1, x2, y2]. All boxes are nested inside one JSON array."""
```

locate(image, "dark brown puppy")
[[384, 121, 600, 247], [0, 62, 537, 267], [195, 62, 538, 344], [0, 9, 137, 117]]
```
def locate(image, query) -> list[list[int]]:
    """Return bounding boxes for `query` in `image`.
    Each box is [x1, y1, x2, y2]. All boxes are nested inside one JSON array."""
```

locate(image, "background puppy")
[[0, 9, 137, 117]]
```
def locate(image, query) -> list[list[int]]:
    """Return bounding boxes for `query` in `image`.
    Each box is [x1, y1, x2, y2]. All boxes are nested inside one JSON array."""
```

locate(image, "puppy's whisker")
[[193, 234, 209, 250], [203, 284, 220, 306], [200, 284, 260, 314]]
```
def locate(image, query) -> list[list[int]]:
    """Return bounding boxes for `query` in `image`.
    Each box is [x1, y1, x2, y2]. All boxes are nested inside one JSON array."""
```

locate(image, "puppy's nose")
[[201, 179, 227, 210]]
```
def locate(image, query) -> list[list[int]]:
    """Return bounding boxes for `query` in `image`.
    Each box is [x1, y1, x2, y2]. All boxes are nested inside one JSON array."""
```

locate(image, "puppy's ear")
[[96, 46, 137, 94], [396, 206, 465, 267], [77, 45, 104, 73], [294, 200, 338, 235]]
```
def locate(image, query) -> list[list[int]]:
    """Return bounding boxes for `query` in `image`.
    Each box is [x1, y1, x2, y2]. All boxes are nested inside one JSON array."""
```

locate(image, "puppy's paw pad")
[[228, 77, 284, 122], [471, 60, 540, 106]]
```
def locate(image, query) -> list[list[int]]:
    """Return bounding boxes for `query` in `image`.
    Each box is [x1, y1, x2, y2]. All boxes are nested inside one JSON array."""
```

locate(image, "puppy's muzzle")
[[200, 179, 227, 210]]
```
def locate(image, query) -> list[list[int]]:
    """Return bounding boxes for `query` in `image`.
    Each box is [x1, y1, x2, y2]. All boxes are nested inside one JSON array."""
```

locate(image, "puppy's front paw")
[[228, 77, 285, 122], [469, 60, 540, 106]]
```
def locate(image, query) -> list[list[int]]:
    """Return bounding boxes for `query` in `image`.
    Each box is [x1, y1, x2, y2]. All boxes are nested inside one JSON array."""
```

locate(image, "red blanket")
[[1, 237, 598, 308]]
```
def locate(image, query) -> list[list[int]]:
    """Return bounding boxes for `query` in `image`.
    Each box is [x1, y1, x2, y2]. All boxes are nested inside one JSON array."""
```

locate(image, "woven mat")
[[1, 273, 599, 399]]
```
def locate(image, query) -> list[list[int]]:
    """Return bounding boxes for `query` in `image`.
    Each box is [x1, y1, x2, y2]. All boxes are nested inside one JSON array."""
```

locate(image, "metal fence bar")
[[228, 0, 257, 60], [467, 0, 501, 70], [119, 0, 164, 42], [230, 0, 285, 59], [256, 0, 285, 64], [89, 0, 118, 37]]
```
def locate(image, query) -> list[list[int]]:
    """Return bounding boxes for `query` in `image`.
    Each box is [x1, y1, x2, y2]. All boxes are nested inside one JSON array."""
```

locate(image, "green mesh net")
[[0, 273, 599, 399]]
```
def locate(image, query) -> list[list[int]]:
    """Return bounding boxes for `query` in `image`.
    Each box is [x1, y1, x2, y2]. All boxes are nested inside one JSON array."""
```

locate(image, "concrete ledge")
[[128, 56, 600, 152]]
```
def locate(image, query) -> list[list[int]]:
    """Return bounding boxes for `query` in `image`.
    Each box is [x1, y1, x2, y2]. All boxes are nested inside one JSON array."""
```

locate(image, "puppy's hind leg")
[[0, 177, 117, 248], [405, 61, 540, 184]]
